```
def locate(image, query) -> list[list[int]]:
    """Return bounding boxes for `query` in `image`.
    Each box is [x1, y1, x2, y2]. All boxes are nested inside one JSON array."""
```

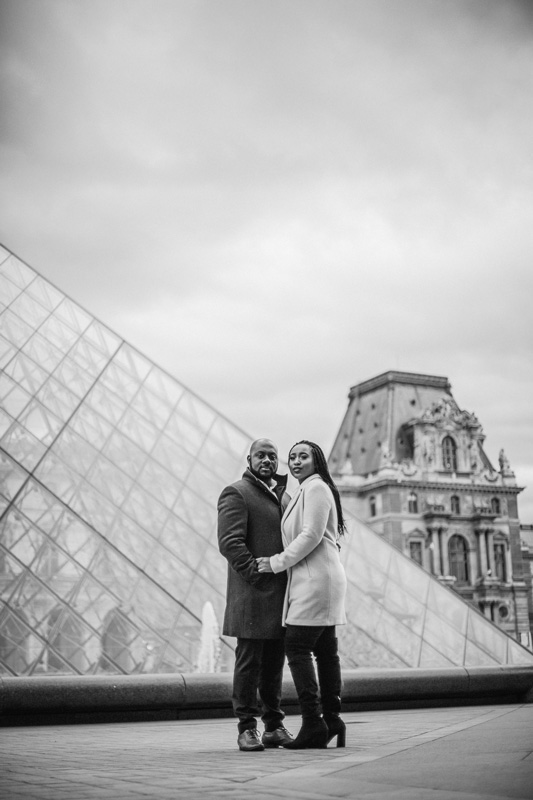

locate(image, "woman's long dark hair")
[[290, 440, 346, 536]]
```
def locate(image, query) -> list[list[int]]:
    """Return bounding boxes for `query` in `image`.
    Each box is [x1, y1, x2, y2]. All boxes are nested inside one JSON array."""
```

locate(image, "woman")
[[256, 440, 347, 749]]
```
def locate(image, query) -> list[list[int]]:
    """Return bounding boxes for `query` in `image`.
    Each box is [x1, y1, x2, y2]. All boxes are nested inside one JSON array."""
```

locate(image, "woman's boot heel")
[[334, 725, 346, 748], [325, 715, 346, 748], [283, 717, 328, 749]]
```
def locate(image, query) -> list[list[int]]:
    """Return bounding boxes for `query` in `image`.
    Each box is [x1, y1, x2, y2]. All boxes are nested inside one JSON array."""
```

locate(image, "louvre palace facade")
[[329, 371, 532, 649], [1, 244, 532, 677]]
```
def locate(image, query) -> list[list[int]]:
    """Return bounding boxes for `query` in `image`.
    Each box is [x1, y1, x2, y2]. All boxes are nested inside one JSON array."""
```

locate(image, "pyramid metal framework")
[[1, 244, 532, 676]]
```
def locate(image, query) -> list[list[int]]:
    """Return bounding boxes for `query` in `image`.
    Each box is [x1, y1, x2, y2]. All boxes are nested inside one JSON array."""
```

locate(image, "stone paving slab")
[[1, 704, 532, 799]]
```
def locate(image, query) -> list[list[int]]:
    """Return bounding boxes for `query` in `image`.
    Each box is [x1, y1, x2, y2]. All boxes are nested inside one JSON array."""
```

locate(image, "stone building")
[[329, 370, 532, 648], [520, 524, 533, 638]]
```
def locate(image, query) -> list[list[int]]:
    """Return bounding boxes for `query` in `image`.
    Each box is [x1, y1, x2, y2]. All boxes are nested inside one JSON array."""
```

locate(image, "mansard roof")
[[330, 371, 453, 476], [348, 370, 451, 398], [329, 370, 495, 478]]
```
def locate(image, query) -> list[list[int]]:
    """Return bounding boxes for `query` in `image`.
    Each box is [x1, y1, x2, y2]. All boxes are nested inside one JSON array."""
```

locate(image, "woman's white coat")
[[270, 474, 347, 626]]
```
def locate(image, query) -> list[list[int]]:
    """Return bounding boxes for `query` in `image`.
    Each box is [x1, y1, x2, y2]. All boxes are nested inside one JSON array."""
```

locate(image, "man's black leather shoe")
[[262, 726, 294, 748], [238, 729, 265, 751]]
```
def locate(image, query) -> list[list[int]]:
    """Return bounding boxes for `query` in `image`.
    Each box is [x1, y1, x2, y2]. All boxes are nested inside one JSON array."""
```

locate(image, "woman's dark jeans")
[[285, 624, 342, 719]]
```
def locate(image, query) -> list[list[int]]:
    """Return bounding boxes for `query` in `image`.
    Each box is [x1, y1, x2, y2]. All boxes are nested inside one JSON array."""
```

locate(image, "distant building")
[[329, 371, 532, 648], [520, 524, 533, 638]]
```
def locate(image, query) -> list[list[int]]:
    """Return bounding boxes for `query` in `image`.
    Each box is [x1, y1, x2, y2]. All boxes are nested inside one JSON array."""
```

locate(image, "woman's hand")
[[256, 557, 273, 573]]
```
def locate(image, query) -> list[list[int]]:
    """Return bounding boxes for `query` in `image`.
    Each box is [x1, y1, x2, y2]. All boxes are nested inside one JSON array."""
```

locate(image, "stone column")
[[439, 526, 449, 575], [505, 541, 513, 583], [427, 526, 441, 575], [476, 528, 487, 577], [485, 528, 494, 575], [467, 546, 477, 586]]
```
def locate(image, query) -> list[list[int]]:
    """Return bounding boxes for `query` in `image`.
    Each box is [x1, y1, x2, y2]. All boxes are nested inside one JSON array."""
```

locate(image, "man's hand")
[[256, 557, 274, 573]]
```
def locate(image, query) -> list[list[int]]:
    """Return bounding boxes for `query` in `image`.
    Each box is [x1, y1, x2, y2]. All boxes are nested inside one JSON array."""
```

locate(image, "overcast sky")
[[1, 0, 532, 521]]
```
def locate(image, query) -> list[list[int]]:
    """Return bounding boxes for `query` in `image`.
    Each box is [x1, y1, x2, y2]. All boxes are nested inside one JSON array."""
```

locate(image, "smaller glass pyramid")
[[339, 515, 533, 668]]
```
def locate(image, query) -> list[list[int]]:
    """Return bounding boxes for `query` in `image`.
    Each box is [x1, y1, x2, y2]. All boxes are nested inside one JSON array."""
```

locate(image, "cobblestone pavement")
[[1, 704, 532, 799]]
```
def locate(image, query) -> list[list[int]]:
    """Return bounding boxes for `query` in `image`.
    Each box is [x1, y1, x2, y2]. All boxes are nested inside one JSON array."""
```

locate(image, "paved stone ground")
[[1, 704, 532, 800]]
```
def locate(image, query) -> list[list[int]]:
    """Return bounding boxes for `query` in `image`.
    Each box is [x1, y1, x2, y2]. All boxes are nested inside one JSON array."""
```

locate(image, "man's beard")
[[249, 464, 275, 484]]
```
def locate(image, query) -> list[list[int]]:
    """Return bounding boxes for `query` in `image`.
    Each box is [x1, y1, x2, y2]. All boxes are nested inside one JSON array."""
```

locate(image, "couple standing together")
[[217, 438, 347, 751]]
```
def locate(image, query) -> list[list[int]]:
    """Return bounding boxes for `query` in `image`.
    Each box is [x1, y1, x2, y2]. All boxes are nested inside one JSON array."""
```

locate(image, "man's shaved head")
[[249, 438, 278, 457]]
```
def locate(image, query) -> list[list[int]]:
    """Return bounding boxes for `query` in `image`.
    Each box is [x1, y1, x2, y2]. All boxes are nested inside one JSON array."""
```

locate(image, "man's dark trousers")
[[218, 468, 288, 733], [233, 638, 286, 733]]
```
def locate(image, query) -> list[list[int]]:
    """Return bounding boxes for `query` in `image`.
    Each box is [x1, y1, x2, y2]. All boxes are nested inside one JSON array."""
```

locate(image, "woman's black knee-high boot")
[[284, 650, 327, 749], [317, 646, 346, 747]]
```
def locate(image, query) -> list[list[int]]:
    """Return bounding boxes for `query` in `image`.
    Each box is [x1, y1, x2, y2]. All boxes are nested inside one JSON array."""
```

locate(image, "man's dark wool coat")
[[217, 469, 288, 639]]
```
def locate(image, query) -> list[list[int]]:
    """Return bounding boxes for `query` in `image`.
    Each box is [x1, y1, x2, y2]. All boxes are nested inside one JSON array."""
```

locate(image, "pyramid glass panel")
[[21, 334, 65, 378], [52, 356, 97, 399], [0, 374, 32, 418], [53, 297, 92, 335], [39, 314, 81, 352], [0, 336, 18, 370], [25, 275, 63, 311], [1, 245, 533, 676], [0, 411, 13, 444], [2, 421, 47, 471], [1, 275, 24, 307], [35, 377, 79, 421], [9, 292, 51, 328], [0, 309, 34, 350]]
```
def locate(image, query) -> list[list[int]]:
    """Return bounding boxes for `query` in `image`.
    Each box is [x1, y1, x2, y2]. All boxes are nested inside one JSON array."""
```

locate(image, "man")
[[217, 438, 293, 751]]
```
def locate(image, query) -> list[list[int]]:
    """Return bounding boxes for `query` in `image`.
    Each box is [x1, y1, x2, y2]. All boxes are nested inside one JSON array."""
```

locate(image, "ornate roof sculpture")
[[1, 247, 532, 675]]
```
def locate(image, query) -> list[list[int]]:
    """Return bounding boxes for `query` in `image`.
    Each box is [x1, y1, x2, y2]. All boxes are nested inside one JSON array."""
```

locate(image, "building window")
[[494, 543, 506, 581], [442, 436, 457, 471], [491, 497, 501, 515], [409, 541, 423, 566], [407, 492, 418, 513], [369, 496, 376, 517], [498, 604, 509, 620], [448, 535, 469, 584], [451, 495, 460, 514]]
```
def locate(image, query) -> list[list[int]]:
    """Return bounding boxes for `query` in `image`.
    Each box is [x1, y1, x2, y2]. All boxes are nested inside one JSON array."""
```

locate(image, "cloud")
[[0, 0, 532, 518]]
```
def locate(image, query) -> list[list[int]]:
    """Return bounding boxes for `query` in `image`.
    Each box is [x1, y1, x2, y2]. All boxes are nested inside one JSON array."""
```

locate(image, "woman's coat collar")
[[283, 473, 321, 520]]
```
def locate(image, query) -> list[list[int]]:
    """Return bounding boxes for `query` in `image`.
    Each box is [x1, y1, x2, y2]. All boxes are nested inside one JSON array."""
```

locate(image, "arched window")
[[451, 495, 460, 514], [442, 436, 457, 471], [407, 492, 418, 513], [448, 535, 469, 584], [491, 497, 501, 515], [369, 496, 376, 517]]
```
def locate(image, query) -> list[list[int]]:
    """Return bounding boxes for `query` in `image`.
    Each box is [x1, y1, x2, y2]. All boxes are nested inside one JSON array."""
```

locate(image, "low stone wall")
[[1, 666, 532, 726]]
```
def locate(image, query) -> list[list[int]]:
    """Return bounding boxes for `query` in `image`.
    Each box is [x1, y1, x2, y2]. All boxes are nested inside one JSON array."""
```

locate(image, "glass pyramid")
[[1, 244, 532, 676]]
